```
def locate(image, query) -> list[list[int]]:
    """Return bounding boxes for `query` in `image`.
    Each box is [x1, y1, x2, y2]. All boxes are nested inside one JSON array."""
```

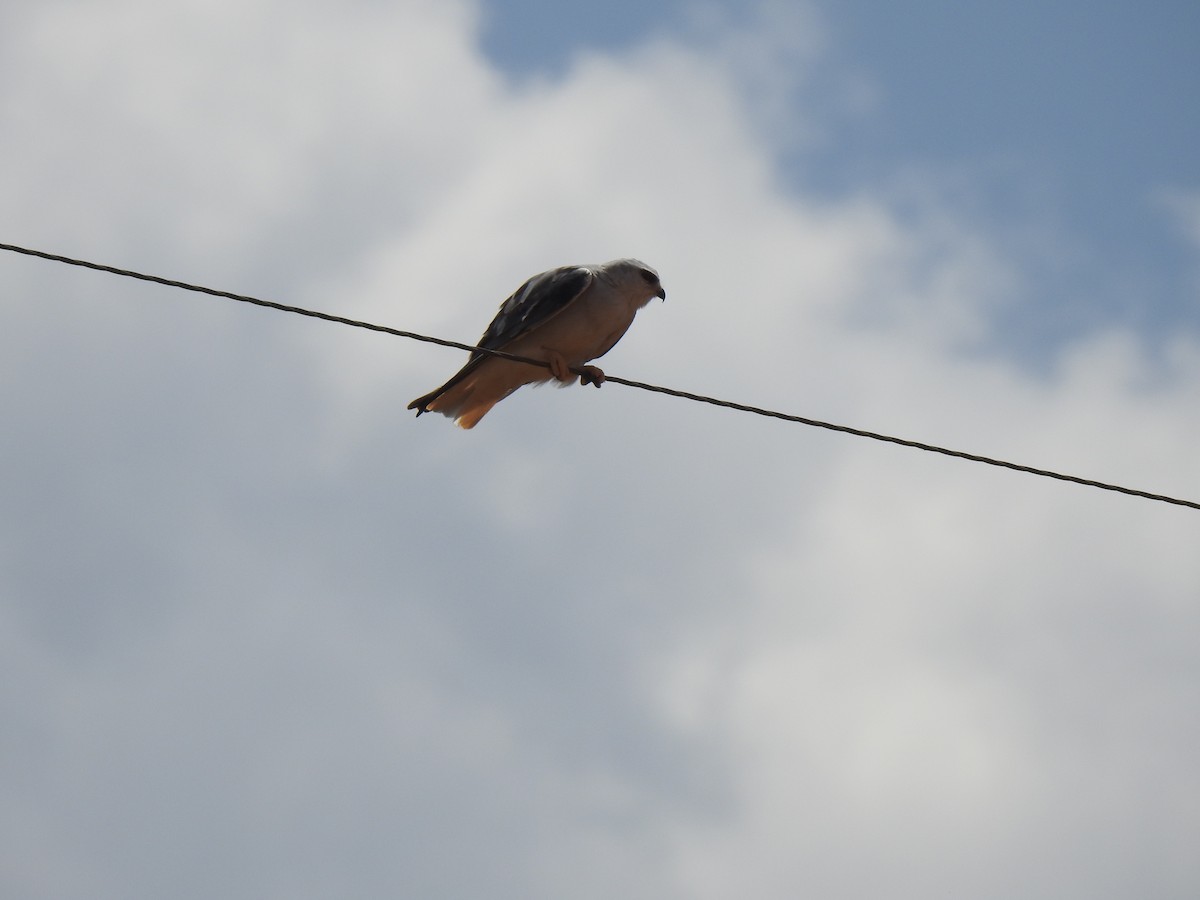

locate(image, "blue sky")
[[818, 1, 1200, 344], [1, 2, 1198, 898]]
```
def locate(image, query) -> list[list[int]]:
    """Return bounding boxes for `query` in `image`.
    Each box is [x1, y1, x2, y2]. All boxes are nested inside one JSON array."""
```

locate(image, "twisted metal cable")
[[3, 241, 1197, 511]]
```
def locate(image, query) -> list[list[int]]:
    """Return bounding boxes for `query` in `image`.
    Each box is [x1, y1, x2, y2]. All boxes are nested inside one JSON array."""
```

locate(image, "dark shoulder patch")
[[474, 265, 593, 355]]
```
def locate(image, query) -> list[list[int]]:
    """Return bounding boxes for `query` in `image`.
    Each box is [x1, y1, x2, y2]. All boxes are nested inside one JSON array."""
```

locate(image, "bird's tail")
[[455, 402, 497, 429]]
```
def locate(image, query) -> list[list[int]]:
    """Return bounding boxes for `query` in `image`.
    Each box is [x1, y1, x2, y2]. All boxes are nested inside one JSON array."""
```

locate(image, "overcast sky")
[[2, 1, 1198, 898]]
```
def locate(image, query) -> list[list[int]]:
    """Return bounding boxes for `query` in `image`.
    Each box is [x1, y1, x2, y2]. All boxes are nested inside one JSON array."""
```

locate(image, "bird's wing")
[[472, 265, 594, 357]]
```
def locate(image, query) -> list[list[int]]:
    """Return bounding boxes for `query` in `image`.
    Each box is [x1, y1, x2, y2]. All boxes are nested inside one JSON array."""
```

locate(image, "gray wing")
[[472, 265, 594, 358]]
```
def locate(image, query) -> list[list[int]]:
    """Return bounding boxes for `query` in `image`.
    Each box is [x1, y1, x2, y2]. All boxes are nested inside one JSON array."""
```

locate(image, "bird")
[[408, 259, 666, 428]]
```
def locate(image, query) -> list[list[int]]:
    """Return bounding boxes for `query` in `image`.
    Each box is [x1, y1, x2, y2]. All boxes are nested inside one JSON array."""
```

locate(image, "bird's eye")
[[639, 269, 658, 284]]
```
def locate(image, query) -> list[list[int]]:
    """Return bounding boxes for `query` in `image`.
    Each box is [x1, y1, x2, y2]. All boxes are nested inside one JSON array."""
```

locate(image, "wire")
[[3, 241, 1197, 511]]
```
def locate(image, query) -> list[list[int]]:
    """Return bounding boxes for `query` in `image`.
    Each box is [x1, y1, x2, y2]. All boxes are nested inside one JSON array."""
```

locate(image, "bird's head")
[[602, 258, 667, 303]]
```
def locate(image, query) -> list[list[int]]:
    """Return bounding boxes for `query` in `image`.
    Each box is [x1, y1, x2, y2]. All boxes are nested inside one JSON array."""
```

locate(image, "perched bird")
[[408, 259, 665, 428]]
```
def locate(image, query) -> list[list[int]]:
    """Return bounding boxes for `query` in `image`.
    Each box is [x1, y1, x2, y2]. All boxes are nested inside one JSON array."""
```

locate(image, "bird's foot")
[[546, 351, 604, 387], [577, 365, 605, 388], [547, 350, 575, 384]]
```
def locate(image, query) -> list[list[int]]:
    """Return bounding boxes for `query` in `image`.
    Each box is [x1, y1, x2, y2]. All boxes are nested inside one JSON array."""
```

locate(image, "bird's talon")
[[578, 366, 606, 387]]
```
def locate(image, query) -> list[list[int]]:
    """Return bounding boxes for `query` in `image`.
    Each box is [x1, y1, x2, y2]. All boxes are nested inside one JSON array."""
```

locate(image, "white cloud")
[[2, 2, 1197, 898]]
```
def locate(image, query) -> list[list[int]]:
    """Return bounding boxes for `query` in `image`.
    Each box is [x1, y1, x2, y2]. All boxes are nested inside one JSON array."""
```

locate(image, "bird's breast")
[[510, 292, 639, 364]]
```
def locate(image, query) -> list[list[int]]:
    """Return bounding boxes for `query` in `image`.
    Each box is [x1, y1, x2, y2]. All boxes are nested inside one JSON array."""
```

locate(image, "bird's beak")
[[656, 286, 667, 301]]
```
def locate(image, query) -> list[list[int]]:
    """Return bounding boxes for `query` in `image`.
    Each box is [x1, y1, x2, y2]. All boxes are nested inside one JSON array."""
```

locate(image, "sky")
[[1, 1, 1198, 898]]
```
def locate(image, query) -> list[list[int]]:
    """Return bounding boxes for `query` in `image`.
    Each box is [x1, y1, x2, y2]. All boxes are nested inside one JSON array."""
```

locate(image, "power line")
[[3, 240, 1197, 512]]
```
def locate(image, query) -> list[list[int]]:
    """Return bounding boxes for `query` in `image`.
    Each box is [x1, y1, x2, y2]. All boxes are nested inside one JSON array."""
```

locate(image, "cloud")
[[2, 2, 1197, 898]]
